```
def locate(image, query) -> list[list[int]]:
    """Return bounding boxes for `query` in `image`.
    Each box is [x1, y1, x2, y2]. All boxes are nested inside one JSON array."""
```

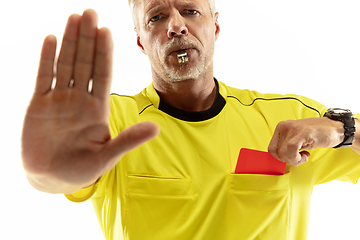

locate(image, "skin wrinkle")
[[138, 1, 216, 80], [129, 0, 216, 29], [135, 0, 218, 90], [132, 0, 219, 112], [160, 38, 205, 82]]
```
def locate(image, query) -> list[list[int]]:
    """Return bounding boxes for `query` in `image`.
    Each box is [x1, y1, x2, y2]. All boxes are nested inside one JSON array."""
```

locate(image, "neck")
[[152, 70, 216, 112]]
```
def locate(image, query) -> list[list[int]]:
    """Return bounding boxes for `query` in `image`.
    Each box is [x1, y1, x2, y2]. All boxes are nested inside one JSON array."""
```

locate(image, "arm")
[[350, 119, 360, 155], [21, 9, 159, 194], [268, 117, 360, 167]]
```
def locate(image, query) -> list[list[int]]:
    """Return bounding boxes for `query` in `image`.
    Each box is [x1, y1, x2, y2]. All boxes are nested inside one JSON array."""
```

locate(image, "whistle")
[[177, 50, 189, 64]]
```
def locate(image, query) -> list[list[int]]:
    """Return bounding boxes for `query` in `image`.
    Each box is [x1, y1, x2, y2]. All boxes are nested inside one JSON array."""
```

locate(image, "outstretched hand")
[[21, 9, 159, 192]]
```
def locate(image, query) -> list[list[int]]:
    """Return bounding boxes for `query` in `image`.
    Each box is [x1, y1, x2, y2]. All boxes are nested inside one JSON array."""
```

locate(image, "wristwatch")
[[324, 108, 356, 148]]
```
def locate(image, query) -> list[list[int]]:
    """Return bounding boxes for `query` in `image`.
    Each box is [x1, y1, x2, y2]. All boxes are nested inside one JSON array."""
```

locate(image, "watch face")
[[326, 108, 354, 128], [332, 109, 350, 114]]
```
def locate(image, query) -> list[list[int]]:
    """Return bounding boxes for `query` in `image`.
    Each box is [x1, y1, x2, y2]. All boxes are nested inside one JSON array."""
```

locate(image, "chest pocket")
[[125, 175, 195, 240], [227, 173, 291, 240]]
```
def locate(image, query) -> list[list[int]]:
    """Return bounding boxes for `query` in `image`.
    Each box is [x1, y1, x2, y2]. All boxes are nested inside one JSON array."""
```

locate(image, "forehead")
[[137, 0, 208, 13]]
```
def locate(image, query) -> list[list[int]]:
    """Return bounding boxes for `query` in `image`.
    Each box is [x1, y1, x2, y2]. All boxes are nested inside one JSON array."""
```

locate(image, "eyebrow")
[[144, 1, 202, 16], [143, 1, 162, 15], [146, 5, 163, 16], [142, 3, 162, 24]]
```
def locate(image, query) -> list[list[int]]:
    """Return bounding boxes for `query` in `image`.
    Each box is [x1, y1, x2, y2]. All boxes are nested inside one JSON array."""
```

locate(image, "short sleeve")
[[310, 113, 360, 185], [64, 180, 99, 203]]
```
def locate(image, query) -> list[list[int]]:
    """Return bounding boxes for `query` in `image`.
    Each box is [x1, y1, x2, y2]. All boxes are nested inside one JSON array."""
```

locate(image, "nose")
[[167, 12, 188, 39]]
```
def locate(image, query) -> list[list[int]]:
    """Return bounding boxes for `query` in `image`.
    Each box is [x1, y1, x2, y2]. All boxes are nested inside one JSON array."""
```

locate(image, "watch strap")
[[333, 116, 356, 149]]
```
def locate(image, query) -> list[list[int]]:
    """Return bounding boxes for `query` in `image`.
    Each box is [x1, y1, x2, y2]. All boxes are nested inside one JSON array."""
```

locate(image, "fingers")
[[268, 121, 311, 167], [51, 9, 113, 95], [56, 9, 101, 92], [56, 13, 81, 89], [268, 129, 280, 160], [35, 35, 57, 95], [269, 140, 308, 167], [101, 122, 160, 171], [92, 27, 113, 98], [110, 122, 160, 157], [73, 9, 98, 91]]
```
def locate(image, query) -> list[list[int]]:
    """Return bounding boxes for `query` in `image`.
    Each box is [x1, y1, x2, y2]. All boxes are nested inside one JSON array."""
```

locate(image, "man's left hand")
[[268, 118, 344, 167]]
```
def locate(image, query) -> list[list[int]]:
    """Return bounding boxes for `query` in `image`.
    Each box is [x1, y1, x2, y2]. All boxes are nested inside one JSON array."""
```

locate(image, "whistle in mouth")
[[177, 50, 189, 64]]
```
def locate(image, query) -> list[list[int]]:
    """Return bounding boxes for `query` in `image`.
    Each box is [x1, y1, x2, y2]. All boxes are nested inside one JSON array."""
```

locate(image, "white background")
[[1, 0, 360, 239]]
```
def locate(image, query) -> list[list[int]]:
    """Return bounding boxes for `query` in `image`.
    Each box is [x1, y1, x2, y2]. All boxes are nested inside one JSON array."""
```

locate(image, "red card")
[[235, 148, 286, 175]]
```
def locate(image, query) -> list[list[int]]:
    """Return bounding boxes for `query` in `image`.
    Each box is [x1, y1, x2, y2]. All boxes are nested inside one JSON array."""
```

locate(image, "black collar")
[[158, 79, 226, 122]]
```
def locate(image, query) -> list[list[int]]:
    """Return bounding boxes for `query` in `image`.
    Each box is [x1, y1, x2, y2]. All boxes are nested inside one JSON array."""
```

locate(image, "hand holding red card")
[[235, 148, 286, 175]]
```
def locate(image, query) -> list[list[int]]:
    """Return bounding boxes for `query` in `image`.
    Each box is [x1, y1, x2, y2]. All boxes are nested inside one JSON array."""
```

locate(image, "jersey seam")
[[227, 96, 322, 117], [110, 93, 133, 98], [110, 93, 154, 115], [139, 104, 154, 115]]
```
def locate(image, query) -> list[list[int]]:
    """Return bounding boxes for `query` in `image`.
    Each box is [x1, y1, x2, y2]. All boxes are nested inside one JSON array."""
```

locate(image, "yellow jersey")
[[66, 80, 360, 240]]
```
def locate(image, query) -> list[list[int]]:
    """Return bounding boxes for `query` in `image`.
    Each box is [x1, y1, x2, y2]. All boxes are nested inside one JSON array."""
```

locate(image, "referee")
[[22, 1, 360, 239]]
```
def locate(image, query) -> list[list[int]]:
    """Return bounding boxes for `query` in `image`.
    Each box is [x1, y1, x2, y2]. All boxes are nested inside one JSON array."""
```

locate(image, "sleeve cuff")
[[64, 181, 99, 203]]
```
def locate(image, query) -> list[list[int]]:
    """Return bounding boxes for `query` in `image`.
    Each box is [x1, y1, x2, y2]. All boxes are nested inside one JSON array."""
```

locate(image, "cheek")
[[191, 24, 215, 48], [142, 33, 163, 56], [203, 26, 216, 44], [148, 40, 162, 61]]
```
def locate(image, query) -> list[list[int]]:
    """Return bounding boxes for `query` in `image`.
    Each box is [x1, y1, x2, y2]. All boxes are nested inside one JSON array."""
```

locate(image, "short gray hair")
[[128, 0, 216, 27]]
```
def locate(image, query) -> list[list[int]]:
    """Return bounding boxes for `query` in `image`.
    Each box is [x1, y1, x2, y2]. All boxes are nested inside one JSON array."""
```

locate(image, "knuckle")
[[276, 120, 295, 132], [267, 145, 275, 155], [287, 141, 299, 151], [278, 148, 287, 161]]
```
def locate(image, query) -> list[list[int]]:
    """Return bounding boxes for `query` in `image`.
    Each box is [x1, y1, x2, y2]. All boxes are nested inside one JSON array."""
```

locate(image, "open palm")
[[21, 9, 159, 193]]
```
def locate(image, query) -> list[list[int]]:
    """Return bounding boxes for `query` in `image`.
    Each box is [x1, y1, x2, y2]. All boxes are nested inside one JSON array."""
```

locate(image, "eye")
[[186, 10, 198, 15], [150, 15, 162, 22]]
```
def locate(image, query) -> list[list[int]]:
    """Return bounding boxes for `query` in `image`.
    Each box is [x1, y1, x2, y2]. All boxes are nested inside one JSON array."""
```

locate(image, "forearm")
[[25, 171, 97, 194], [350, 119, 360, 155]]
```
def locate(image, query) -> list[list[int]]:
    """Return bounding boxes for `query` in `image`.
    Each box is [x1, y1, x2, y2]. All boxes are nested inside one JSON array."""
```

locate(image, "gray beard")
[[159, 38, 207, 82], [163, 59, 206, 82]]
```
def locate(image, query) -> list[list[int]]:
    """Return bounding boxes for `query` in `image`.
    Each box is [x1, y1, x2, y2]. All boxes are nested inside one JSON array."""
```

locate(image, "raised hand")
[[21, 9, 159, 193]]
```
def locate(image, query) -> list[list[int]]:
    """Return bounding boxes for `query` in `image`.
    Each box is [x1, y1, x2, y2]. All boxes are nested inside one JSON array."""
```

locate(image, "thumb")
[[101, 121, 160, 171], [293, 151, 310, 166]]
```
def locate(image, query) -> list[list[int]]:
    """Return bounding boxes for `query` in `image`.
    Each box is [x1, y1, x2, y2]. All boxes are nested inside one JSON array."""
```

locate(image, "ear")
[[135, 27, 147, 55], [214, 12, 220, 41]]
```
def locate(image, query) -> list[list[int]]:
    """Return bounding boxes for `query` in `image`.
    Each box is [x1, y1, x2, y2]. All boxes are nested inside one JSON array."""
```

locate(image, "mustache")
[[162, 38, 200, 56]]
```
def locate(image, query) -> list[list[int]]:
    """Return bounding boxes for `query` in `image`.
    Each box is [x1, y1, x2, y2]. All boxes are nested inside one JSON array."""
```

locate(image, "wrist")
[[353, 118, 359, 145], [325, 108, 356, 148]]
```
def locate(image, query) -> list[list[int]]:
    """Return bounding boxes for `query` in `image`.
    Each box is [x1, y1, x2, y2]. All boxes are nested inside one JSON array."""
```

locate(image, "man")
[[21, 0, 360, 239]]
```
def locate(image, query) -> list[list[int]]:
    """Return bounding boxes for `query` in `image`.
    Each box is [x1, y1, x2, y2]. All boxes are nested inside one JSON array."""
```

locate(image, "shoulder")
[[108, 94, 144, 136], [221, 82, 328, 119], [110, 90, 153, 115], [110, 94, 136, 108]]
